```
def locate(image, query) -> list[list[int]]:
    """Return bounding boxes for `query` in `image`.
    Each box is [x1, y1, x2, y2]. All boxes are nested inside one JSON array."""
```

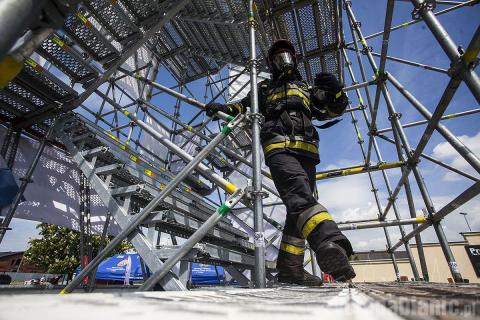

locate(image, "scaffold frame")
[[0, 0, 479, 290]]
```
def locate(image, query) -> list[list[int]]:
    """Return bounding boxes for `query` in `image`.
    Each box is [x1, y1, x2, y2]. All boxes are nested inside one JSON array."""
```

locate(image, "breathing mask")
[[271, 50, 296, 79]]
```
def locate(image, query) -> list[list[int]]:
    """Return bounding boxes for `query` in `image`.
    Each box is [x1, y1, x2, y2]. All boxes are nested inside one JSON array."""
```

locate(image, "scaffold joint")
[[246, 112, 265, 126], [412, 0, 436, 20], [361, 46, 373, 55], [343, 1, 352, 10], [388, 112, 402, 121], [244, 186, 269, 205]]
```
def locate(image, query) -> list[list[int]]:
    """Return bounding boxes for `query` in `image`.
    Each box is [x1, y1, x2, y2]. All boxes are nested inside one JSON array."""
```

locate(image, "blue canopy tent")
[[191, 263, 225, 285], [74, 253, 143, 283], [74, 254, 225, 285]]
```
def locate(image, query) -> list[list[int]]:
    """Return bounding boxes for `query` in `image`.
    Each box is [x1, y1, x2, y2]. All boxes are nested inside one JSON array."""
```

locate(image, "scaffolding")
[[0, 0, 479, 292]]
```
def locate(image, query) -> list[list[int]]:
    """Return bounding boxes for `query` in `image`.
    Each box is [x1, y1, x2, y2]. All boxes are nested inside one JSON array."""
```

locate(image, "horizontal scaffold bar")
[[316, 161, 405, 181]]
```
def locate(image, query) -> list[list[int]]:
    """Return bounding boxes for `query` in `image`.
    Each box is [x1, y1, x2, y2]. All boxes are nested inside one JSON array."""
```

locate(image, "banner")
[[0, 127, 116, 235]]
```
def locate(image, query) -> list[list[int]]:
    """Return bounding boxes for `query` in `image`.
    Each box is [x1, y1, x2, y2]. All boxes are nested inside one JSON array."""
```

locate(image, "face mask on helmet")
[[270, 51, 296, 78]]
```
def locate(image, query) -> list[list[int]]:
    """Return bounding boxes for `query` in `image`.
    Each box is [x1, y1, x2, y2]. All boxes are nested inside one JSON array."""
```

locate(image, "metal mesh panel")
[[63, 13, 119, 64], [37, 35, 97, 84], [0, 107, 16, 120], [308, 56, 322, 77], [84, 0, 140, 44], [164, 22, 184, 47], [120, 0, 159, 24], [323, 50, 339, 76], [5, 82, 46, 108], [0, 89, 36, 114], [316, 0, 338, 47], [298, 5, 318, 52], [17, 62, 77, 103]]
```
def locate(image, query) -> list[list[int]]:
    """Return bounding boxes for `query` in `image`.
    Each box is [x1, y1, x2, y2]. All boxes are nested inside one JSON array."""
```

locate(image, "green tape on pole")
[[218, 203, 231, 217], [226, 115, 235, 122], [222, 125, 232, 135]]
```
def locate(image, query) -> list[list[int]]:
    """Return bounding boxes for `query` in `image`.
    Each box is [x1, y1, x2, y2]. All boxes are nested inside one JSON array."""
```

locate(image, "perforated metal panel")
[[0, 0, 343, 137], [37, 34, 98, 84], [83, 0, 140, 45], [63, 12, 119, 64]]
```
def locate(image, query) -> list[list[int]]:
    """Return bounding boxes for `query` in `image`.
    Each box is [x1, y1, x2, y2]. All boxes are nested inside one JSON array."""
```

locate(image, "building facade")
[[351, 232, 480, 283]]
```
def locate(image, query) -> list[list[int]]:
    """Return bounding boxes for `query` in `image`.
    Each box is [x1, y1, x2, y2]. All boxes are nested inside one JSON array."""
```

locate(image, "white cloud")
[[431, 131, 480, 181]]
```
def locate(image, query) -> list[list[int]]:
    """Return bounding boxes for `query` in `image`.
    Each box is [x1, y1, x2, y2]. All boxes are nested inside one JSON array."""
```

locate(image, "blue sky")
[[2, 0, 479, 253]]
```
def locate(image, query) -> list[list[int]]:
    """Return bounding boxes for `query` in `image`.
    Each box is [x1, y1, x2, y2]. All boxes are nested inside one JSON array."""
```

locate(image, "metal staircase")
[[54, 112, 275, 291]]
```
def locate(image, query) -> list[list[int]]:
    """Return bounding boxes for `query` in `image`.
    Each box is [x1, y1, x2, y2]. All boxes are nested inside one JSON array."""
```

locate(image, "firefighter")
[[205, 39, 356, 286]]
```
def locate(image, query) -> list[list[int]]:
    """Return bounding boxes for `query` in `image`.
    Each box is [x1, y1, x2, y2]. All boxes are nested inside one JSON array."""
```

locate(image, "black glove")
[[205, 102, 226, 118], [314, 72, 343, 98], [312, 73, 348, 120]]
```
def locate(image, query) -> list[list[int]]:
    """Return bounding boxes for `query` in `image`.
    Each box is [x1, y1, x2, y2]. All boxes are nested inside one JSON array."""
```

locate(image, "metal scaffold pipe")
[[0, 0, 45, 59], [346, 0, 479, 46], [60, 114, 245, 294], [139, 189, 245, 291], [377, 107, 480, 133], [410, 0, 480, 102], [112, 105, 284, 232], [391, 181, 480, 251], [139, 99, 276, 188], [338, 217, 428, 231], [315, 161, 405, 181], [376, 133, 480, 182], [387, 73, 480, 174], [344, 2, 421, 279], [341, 48, 402, 279], [248, 0, 266, 288]]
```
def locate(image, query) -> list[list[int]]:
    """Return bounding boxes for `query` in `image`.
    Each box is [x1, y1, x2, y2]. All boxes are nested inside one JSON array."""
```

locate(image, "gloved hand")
[[205, 102, 226, 118], [314, 72, 343, 98]]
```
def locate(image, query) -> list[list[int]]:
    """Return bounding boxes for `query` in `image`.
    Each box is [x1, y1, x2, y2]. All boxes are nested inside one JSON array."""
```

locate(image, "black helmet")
[[267, 39, 296, 66], [267, 39, 297, 79]]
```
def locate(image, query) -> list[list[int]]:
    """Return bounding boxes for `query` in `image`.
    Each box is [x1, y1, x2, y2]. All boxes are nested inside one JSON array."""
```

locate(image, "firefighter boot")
[[315, 241, 356, 281], [277, 249, 323, 287]]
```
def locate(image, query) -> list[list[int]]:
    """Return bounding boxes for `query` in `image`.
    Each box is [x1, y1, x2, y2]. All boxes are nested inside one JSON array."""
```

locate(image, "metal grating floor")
[[0, 283, 479, 319]]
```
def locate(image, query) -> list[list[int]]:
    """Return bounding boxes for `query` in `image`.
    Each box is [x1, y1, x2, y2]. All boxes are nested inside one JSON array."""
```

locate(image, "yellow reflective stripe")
[[107, 133, 119, 141], [77, 12, 93, 28], [302, 212, 333, 238], [335, 91, 343, 99], [233, 103, 242, 113], [0, 55, 23, 89], [266, 89, 310, 110], [264, 140, 318, 154], [280, 243, 305, 255], [52, 36, 65, 47], [225, 182, 237, 194], [378, 161, 404, 170], [463, 48, 479, 64], [416, 217, 427, 224], [129, 154, 138, 162], [144, 168, 155, 177]]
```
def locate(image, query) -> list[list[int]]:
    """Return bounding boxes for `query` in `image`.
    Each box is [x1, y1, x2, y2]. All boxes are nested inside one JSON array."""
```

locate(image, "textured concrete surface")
[[0, 285, 403, 320], [1, 283, 479, 319]]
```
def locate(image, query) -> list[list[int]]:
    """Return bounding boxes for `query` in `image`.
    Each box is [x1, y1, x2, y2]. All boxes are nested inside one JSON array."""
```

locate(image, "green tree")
[[24, 223, 133, 279]]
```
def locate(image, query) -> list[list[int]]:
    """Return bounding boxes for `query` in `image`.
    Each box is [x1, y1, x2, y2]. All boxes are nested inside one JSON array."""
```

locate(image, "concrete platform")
[[0, 283, 479, 319]]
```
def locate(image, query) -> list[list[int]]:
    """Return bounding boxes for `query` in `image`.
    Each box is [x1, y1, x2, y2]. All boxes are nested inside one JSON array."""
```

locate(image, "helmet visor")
[[271, 51, 294, 68]]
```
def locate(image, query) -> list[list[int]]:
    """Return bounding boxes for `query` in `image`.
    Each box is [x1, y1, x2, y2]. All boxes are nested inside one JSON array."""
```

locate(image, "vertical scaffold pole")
[[345, 0, 464, 282], [248, 0, 266, 288]]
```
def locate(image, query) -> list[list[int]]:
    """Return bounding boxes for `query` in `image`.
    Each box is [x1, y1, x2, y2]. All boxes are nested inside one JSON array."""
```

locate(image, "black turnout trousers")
[[266, 152, 352, 254]]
